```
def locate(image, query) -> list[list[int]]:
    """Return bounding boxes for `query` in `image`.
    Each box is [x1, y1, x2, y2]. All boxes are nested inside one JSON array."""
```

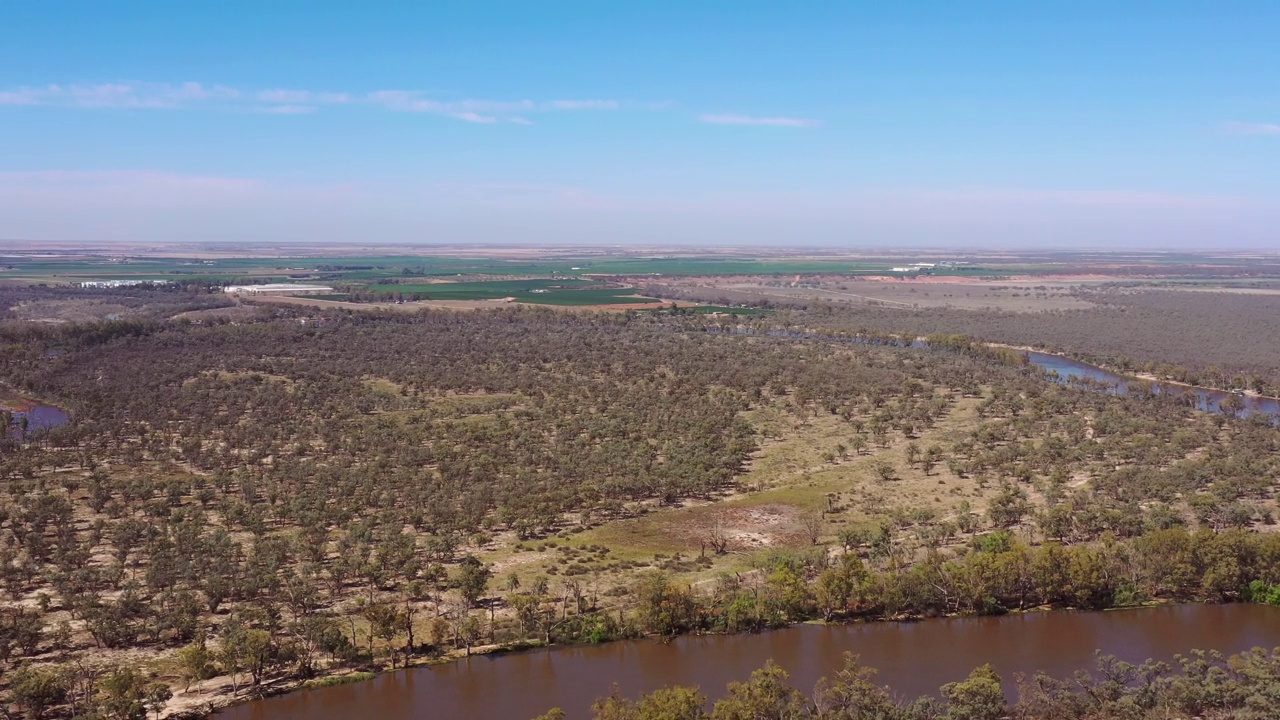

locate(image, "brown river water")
[[219, 604, 1280, 720]]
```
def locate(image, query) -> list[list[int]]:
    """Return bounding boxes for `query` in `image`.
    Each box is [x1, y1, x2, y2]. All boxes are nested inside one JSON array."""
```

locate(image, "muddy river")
[[219, 604, 1280, 720]]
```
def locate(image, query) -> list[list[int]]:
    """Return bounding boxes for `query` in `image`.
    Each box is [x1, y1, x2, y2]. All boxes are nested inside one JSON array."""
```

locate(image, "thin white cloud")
[[366, 92, 531, 115], [257, 89, 351, 105], [364, 90, 415, 106], [256, 105, 318, 115], [167, 82, 240, 101], [365, 92, 630, 122], [699, 113, 821, 128], [0, 81, 636, 124], [257, 89, 305, 103], [1222, 121, 1280, 136], [450, 111, 498, 124], [0, 82, 240, 109], [541, 99, 619, 110], [0, 91, 36, 105]]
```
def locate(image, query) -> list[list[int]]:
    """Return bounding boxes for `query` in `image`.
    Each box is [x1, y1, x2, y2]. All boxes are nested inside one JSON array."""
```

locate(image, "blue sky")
[[2, 1, 1278, 248]]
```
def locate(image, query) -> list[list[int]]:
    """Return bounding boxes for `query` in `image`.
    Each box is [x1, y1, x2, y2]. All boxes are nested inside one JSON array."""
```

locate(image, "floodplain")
[[4, 245, 1280, 719]]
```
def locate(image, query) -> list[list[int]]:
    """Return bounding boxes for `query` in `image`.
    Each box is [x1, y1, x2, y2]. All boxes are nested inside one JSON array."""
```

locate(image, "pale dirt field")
[[8, 300, 141, 322], [241, 295, 508, 312], [241, 294, 672, 313], [169, 305, 263, 322]]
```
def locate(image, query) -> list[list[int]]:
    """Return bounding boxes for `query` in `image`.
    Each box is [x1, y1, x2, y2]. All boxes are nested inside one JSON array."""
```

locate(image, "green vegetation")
[[540, 648, 1280, 720], [618, 528, 1280, 638], [302, 672, 378, 689], [1246, 580, 1280, 607]]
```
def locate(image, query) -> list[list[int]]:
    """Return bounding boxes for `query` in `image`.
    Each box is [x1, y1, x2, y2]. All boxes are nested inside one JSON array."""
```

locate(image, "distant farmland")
[[0, 252, 1002, 286]]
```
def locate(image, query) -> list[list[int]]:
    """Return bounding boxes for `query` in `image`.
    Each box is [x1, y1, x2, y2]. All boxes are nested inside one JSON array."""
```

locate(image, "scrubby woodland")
[[660, 283, 1280, 394], [0, 285, 234, 325], [2, 286, 1280, 718]]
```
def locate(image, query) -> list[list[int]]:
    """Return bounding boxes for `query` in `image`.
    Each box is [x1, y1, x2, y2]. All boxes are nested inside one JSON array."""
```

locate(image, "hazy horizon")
[[3, 3, 1278, 249]]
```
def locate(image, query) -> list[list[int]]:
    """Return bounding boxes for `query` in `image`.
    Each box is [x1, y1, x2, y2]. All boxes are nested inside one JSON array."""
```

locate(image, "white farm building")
[[224, 284, 334, 296], [78, 279, 164, 288]]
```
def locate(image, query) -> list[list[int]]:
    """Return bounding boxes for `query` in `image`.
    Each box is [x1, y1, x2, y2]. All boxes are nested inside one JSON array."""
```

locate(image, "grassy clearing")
[[562, 393, 990, 587], [363, 377, 403, 396], [302, 672, 378, 689]]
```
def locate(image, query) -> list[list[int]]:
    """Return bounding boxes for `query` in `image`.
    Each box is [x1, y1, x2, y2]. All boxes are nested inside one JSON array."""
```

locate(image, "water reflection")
[[4, 400, 70, 438]]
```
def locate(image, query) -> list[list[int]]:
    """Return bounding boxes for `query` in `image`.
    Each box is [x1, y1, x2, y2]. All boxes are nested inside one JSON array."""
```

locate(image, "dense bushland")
[[2, 296, 1280, 718], [661, 284, 1280, 394]]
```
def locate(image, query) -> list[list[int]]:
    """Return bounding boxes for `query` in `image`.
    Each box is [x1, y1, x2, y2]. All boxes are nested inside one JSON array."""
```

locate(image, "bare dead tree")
[[801, 511, 824, 546], [707, 519, 730, 555]]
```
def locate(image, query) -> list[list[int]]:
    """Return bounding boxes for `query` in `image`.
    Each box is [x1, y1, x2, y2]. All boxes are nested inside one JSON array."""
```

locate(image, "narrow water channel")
[[218, 604, 1280, 720], [1026, 351, 1280, 417], [734, 328, 1280, 419]]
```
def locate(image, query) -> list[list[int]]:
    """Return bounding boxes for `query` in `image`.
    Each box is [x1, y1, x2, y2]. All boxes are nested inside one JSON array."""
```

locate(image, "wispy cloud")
[[0, 81, 635, 124], [699, 114, 821, 128], [256, 89, 351, 105], [256, 104, 318, 115], [542, 99, 620, 110], [166, 82, 240, 102], [1222, 121, 1280, 136], [450, 111, 498, 124], [0, 91, 35, 106], [363, 92, 625, 119], [365, 91, 531, 116], [0, 82, 239, 109]]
